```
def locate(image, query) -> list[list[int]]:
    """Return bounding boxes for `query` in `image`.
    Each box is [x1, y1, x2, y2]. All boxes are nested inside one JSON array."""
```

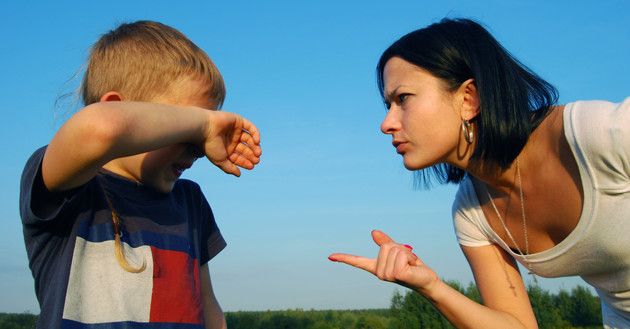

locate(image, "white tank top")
[[452, 97, 630, 327]]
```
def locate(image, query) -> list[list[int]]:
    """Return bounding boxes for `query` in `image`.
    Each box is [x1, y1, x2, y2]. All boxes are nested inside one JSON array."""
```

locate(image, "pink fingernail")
[[328, 256, 338, 262], [403, 244, 413, 251]]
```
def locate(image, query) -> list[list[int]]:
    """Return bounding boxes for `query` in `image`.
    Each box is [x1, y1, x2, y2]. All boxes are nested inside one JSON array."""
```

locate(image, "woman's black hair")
[[376, 18, 558, 186]]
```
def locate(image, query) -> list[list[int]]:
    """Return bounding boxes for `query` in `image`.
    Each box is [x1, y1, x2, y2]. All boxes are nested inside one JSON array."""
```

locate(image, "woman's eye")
[[398, 94, 409, 103], [383, 93, 410, 110]]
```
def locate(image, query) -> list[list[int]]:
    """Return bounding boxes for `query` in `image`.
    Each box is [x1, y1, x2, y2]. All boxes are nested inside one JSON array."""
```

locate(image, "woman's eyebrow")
[[385, 86, 402, 103]]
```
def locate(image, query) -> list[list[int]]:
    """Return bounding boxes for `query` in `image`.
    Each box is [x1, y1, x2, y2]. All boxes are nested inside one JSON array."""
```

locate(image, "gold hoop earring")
[[461, 120, 474, 144]]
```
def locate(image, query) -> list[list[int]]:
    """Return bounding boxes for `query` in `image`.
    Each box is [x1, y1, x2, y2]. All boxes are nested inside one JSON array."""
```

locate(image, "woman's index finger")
[[329, 253, 377, 275]]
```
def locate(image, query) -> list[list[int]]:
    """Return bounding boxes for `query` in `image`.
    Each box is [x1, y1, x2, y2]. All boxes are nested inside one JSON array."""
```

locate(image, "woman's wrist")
[[416, 276, 445, 303]]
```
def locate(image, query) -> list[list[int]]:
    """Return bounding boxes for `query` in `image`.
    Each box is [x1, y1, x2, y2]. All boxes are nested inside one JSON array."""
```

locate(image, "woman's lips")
[[393, 141, 407, 154]]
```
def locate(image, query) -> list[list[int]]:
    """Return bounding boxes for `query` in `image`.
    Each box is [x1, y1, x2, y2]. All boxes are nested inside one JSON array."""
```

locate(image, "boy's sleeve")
[[20, 146, 86, 225], [198, 190, 227, 265]]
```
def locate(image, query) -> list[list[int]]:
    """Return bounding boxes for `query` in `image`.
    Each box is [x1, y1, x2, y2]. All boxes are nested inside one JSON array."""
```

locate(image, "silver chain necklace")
[[486, 160, 538, 282]]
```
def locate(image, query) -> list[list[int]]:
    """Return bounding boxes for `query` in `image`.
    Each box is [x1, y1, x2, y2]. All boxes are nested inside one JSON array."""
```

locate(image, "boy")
[[20, 21, 261, 328]]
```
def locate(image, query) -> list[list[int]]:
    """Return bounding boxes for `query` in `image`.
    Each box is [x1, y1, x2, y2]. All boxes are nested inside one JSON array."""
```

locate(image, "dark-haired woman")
[[330, 18, 630, 328]]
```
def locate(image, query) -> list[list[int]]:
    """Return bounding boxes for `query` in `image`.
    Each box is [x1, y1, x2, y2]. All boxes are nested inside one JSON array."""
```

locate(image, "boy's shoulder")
[[23, 145, 47, 170], [174, 178, 202, 193]]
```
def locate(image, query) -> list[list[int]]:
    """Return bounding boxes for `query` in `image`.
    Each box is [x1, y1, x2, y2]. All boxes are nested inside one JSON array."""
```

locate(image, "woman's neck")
[[463, 106, 564, 195]]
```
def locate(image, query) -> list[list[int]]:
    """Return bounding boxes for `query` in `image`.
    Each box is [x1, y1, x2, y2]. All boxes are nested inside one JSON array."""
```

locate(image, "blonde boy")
[[20, 21, 261, 329]]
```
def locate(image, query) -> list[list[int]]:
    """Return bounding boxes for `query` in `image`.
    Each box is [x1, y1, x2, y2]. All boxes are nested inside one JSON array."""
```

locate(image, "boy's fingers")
[[371, 230, 395, 247], [231, 142, 261, 167], [241, 119, 261, 144], [234, 143, 259, 164], [215, 159, 241, 177], [229, 152, 255, 170], [240, 134, 262, 157], [328, 253, 376, 274]]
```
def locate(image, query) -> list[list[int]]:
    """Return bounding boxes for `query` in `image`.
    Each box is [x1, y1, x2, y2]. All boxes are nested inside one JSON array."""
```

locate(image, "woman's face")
[[380, 57, 463, 170]]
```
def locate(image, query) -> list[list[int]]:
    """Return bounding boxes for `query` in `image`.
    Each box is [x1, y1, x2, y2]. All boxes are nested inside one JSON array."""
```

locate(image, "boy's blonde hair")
[[81, 20, 225, 107], [84, 21, 225, 273]]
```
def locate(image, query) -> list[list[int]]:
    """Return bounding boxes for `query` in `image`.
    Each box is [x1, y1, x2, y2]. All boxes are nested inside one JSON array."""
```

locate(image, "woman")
[[329, 18, 630, 328]]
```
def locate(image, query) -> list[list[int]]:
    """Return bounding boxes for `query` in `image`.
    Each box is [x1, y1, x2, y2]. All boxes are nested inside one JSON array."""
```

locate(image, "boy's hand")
[[328, 230, 440, 293], [203, 111, 262, 176]]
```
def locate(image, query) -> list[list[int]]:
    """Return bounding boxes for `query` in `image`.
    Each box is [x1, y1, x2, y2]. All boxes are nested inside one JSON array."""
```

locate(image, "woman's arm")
[[329, 230, 538, 329], [438, 244, 537, 328], [200, 264, 227, 329], [43, 101, 261, 192]]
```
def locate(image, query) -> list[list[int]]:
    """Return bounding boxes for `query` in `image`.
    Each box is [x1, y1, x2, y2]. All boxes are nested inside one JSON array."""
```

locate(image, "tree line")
[[387, 281, 601, 329], [1, 281, 601, 329]]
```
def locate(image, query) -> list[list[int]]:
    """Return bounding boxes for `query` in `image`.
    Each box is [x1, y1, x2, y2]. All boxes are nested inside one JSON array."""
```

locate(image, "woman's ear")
[[100, 91, 123, 102], [458, 79, 480, 121]]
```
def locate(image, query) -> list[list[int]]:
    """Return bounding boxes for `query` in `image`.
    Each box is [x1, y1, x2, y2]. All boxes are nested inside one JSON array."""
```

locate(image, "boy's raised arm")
[[42, 101, 261, 192]]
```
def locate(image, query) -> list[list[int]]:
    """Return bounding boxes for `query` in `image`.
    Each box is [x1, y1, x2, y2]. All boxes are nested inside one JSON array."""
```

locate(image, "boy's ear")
[[100, 91, 123, 102], [457, 79, 480, 121]]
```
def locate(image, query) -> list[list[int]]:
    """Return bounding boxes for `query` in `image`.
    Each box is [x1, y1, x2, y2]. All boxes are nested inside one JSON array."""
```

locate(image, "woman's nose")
[[380, 108, 400, 135]]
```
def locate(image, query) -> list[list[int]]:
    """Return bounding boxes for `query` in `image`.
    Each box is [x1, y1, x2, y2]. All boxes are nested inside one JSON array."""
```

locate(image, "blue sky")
[[1, 0, 629, 313]]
